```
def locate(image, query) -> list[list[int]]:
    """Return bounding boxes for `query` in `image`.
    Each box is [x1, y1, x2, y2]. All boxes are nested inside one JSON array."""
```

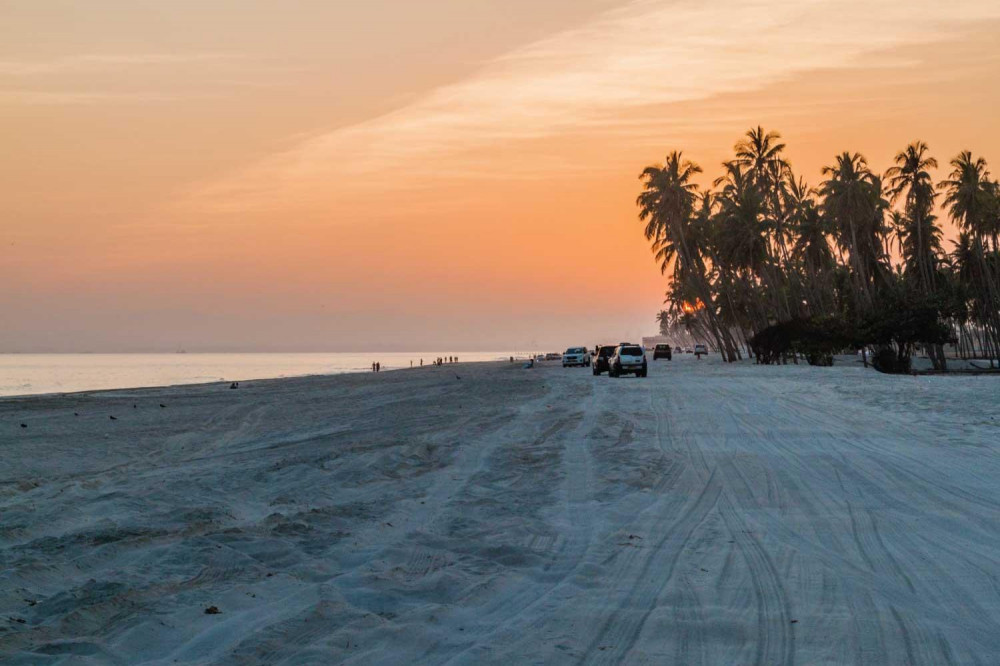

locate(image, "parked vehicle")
[[609, 344, 647, 378], [544, 352, 562, 361], [694, 344, 707, 357], [562, 347, 591, 367], [653, 343, 672, 360], [592, 345, 617, 375]]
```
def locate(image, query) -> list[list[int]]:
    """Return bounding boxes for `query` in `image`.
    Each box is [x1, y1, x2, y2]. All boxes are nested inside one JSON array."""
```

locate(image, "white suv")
[[609, 344, 647, 378], [562, 347, 591, 367]]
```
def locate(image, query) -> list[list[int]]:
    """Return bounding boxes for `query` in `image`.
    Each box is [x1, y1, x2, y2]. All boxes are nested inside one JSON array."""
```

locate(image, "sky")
[[2, 0, 1000, 352]]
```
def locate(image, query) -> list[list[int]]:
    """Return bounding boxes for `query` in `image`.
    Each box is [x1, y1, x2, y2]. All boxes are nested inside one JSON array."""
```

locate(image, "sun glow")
[[681, 298, 707, 315]]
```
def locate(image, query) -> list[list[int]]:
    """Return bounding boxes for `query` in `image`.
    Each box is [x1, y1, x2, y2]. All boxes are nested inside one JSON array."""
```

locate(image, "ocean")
[[0, 352, 530, 397]]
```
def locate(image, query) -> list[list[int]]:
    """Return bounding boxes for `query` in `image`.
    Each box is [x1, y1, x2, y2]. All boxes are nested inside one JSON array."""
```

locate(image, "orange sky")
[[2, 1, 1000, 351]]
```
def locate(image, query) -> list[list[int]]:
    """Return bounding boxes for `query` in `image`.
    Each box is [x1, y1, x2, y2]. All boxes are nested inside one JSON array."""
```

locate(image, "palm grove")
[[640, 127, 1000, 372]]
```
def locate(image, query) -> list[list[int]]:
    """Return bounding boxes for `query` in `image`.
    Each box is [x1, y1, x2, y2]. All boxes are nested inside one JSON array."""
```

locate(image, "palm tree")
[[714, 170, 770, 286], [651, 190, 715, 280], [638, 152, 740, 360], [790, 191, 835, 313], [895, 209, 944, 280], [656, 310, 672, 337], [886, 141, 938, 205], [939, 151, 994, 244], [715, 159, 797, 326], [939, 152, 1000, 364], [638, 151, 703, 279], [819, 152, 887, 311], [712, 174, 765, 332], [783, 173, 814, 227], [734, 125, 789, 197], [735, 126, 792, 262], [886, 141, 940, 289]]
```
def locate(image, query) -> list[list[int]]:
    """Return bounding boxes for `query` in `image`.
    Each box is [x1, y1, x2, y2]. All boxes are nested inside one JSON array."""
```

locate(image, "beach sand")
[[3, 355, 1000, 664]]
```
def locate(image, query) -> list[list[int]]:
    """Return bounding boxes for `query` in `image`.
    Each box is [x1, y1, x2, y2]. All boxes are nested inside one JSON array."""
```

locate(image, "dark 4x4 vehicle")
[[592, 346, 617, 375], [653, 343, 672, 360]]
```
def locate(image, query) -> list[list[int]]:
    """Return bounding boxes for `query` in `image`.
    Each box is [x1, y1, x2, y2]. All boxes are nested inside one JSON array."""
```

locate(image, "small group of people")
[[373, 356, 458, 372], [410, 356, 458, 368]]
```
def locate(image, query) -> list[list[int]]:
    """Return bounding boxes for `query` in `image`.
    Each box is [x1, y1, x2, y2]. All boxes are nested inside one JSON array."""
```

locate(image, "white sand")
[[2, 355, 1000, 664]]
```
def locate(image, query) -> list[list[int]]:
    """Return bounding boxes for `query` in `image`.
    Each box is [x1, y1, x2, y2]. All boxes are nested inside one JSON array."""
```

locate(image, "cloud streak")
[[0, 53, 244, 76], [192, 0, 1000, 211], [0, 90, 225, 105]]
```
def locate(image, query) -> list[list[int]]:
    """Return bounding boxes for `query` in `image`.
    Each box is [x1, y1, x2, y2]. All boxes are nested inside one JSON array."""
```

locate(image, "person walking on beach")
[[372, 362, 376, 372], [376, 362, 381, 372]]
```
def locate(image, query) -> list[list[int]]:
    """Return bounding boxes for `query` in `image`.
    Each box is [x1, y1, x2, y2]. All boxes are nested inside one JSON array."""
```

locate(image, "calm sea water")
[[0, 352, 531, 397]]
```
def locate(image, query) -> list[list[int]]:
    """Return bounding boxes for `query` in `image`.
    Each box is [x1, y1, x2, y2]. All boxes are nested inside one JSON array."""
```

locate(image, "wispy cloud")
[[0, 53, 244, 76], [191, 0, 1000, 211], [0, 90, 225, 105]]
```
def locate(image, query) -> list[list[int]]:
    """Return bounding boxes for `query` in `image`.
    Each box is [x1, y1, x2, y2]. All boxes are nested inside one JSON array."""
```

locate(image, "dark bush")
[[749, 288, 956, 373], [871, 347, 909, 374], [750, 316, 857, 366], [861, 291, 954, 374]]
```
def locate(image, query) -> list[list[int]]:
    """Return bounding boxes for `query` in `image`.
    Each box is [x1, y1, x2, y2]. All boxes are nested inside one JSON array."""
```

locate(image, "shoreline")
[[0, 363, 454, 403], [0, 353, 522, 400], [0, 360, 519, 402]]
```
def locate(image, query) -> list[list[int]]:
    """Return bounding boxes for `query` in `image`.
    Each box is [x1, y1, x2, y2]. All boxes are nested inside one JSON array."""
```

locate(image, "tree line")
[[640, 127, 1000, 372]]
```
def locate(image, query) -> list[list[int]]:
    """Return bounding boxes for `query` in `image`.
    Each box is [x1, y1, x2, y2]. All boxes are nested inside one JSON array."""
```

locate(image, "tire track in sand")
[[433, 374, 601, 665], [582, 467, 722, 665], [580, 372, 720, 665], [716, 488, 794, 666]]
